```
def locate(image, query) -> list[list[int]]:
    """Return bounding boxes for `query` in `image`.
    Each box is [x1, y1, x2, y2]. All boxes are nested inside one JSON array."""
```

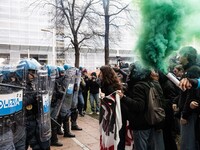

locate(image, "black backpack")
[[142, 81, 166, 126]]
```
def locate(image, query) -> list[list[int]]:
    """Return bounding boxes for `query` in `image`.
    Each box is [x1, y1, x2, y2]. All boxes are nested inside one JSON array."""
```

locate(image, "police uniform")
[[24, 82, 50, 150]]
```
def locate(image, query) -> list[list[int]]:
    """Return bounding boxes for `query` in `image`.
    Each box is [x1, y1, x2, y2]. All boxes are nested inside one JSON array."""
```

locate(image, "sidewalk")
[[51, 115, 100, 150]]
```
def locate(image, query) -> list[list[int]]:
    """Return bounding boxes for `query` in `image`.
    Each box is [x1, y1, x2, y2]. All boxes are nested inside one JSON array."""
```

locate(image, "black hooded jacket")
[[178, 64, 200, 119], [121, 79, 165, 130]]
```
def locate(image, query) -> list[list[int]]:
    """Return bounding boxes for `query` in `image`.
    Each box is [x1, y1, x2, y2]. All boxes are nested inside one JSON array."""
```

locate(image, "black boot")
[[64, 132, 76, 138], [71, 125, 82, 130], [63, 116, 75, 138], [71, 109, 82, 131], [57, 115, 64, 135], [79, 110, 85, 117], [51, 119, 63, 147], [51, 141, 63, 147]]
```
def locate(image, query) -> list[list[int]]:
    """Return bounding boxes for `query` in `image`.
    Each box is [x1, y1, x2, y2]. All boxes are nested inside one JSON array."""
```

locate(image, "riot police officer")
[[19, 58, 51, 150], [64, 64, 83, 130], [56, 66, 75, 137], [46, 65, 63, 147], [0, 71, 16, 150], [70, 67, 83, 131], [8, 65, 26, 150]]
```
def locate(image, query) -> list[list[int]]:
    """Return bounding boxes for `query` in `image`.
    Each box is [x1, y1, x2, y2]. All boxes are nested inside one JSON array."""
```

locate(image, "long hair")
[[100, 65, 123, 91]]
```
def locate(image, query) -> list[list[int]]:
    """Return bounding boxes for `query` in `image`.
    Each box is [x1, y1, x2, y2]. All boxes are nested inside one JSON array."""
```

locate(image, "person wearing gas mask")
[[19, 58, 51, 150]]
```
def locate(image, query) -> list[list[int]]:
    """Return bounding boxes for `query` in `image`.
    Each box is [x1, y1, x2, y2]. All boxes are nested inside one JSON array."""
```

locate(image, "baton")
[[50, 117, 63, 129], [0, 83, 25, 89]]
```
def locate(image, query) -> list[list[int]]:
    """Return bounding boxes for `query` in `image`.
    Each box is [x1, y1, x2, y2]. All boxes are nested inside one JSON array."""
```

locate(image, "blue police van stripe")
[[0, 90, 23, 116]]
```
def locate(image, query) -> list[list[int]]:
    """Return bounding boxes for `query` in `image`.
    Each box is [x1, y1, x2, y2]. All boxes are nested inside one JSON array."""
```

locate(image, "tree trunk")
[[74, 44, 80, 68], [104, 15, 110, 65]]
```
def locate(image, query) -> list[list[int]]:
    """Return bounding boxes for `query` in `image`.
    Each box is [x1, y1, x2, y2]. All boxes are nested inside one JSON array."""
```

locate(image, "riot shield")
[[36, 68, 51, 142], [0, 65, 25, 144], [71, 69, 82, 109], [47, 66, 56, 101], [53, 67, 76, 118]]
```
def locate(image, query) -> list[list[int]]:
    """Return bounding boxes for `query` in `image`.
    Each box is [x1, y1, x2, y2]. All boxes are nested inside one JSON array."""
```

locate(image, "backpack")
[[142, 81, 165, 126]]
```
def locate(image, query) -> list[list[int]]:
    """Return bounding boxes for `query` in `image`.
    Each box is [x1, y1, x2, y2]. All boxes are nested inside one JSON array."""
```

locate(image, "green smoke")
[[181, 0, 200, 40], [135, 0, 200, 73]]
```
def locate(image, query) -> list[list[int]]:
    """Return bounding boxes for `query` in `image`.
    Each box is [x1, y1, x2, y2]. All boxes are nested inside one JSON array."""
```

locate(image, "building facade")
[[0, 0, 135, 70]]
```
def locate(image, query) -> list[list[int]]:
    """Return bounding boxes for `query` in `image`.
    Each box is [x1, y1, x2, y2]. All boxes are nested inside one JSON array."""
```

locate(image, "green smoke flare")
[[135, 0, 200, 73], [135, 0, 184, 73]]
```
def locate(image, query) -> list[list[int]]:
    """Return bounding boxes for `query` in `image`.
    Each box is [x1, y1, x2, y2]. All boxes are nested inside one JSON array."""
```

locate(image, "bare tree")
[[37, 0, 101, 67], [52, 0, 132, 66], [101, 0, 130, 65], [56, 0, 102, 67], [31, 0, 133, 67]]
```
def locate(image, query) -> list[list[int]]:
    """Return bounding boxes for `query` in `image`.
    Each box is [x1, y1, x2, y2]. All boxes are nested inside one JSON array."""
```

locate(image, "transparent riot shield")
[[36, 68, 51, 142], [47, 66, 56, 101], [71, 69, 82, 109], [63, 67, 77, 109], [0, 65, 25, 144], [53, 67, 76, 118]]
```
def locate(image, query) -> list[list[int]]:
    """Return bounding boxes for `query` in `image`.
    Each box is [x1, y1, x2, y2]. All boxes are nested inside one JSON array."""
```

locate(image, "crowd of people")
[[0, 58, 101, 150], [99, 46, 200, 150], [1, 45, 200, 150]]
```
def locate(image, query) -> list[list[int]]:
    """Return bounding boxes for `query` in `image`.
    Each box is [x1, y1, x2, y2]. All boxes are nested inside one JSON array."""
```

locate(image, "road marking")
[[72, 138, 90, 150]]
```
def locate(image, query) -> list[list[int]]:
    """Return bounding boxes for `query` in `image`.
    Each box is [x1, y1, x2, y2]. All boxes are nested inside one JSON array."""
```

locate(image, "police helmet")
[[46, 65, 57, 77], [0, 73, 3, 83], [18, 58, 41, 71], [63, 64, 72, 70], [1, 65, 16, 82], [57, 66, 65, 76], [17, 58, 41, 80], [79, 66, 83, 71]]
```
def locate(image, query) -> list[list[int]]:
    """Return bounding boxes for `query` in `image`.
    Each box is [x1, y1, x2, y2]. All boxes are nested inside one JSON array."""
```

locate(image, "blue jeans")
[[78, 91, 84, 113], [133, 128, 164, 150], [180, 113, 199, 150], [89, 93, 100, 112]]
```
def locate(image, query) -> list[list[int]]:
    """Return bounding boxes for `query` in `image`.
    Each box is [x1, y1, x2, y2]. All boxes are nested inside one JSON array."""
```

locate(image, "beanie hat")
[[82, 69, 87, 73], [91, 72, 97, 77]]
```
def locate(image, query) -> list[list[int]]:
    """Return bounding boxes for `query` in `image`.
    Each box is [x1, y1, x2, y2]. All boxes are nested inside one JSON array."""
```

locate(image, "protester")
[[159, 65, 184, 150], [88, 72, 100, 115], [82, 69, 89, 114], [177, 46, 200, 150], [118, 63, 165, 150], [77, 76, 86, 116], [99, 65, 128, 150]]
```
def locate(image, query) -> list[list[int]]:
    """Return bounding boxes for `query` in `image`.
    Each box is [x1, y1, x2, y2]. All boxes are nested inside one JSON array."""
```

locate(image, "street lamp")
[[41, 28, 56, 65]]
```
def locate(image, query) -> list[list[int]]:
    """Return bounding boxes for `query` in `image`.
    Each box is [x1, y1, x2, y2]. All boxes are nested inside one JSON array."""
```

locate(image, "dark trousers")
[[83, 90, 89, 111], [163, 106, 178, 150], [26, 120, 50, 150], [51, 119, 59, 143]]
